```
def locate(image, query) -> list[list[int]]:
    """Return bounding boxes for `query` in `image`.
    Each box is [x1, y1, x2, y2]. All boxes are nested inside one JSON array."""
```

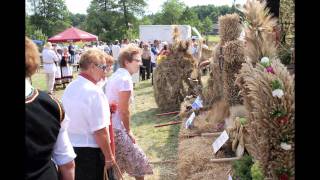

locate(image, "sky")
[[65, 0, 246, 15]]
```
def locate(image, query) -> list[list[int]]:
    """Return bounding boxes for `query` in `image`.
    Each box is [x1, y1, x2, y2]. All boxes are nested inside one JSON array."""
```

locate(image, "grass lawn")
[[32, 69, 179, 180], [206, 35, 220, 43]]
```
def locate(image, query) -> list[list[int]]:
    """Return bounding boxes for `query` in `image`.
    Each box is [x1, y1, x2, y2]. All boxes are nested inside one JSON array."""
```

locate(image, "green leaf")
[[251, 161, 264, 180], [271, 79, 283, 90]]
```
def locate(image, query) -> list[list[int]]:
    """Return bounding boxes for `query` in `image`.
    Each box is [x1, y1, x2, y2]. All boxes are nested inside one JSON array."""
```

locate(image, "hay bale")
[[219, 13, 242, 44], [177, 136, 233, 180], [222, 40, 246, 106], [153, 48, 198, 112], [177, 137, 213, 180]]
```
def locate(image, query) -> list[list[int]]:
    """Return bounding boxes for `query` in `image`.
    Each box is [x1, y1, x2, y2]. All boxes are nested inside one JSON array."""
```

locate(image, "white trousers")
[[46, 72, 55, 93]]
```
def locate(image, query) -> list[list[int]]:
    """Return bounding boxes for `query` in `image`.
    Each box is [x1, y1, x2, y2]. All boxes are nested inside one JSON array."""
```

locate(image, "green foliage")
[[84, 0, 147, 41], [201, 16, 213, 35], [25, 15, 36, 37], [271, 79, 283, 90], [158, 0, 186, 24], [239, 117, 247, 125], [251, 161, 264, 180], [278, 44, 292, 65], [232, 155, 254, 180], [27, 0, 72, 37], [27, 0, 236, 41], [32, 29, 47, 42], [270, 107, 286, 119], [70, 13, 86, 28]]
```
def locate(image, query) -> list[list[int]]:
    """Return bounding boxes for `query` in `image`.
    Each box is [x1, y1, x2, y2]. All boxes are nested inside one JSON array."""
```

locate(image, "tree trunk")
[[121, 0, 129, 29]]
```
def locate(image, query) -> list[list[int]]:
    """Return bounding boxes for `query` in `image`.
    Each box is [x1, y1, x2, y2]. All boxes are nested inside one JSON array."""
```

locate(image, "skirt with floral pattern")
[[114, 129, 153, 177]]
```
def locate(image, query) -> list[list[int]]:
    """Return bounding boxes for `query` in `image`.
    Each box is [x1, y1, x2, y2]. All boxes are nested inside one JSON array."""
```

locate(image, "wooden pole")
[[150, 159, 177, 164], [156, 111, 180, 116], [179, 132, 222, 138], [210, 157, 241, 163], [154, 121, 182, 128]]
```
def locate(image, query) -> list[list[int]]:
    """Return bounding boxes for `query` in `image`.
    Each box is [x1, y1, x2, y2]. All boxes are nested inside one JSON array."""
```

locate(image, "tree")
[[158, 0, 186, 24], [27, 0, 72, 37], [201, 16, 213, 35], [70, 13, 86, 28], [84, 0, 146, 41]]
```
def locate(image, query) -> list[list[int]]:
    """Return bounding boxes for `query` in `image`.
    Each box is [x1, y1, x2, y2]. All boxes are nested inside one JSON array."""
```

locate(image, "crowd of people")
[[26, 36, 154, 180], [26, 35, 209, 180]]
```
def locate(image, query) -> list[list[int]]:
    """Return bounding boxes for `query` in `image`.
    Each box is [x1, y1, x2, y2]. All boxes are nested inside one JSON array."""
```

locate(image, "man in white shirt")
[[111, 40, 121, 72], [41, 42, 59, 94], [62, 49, 115, 180]]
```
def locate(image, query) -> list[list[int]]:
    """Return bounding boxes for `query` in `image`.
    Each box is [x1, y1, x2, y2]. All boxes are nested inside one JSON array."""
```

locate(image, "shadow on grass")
[[135, 90, 154, 97], [134, 80, 153, 90], [131, 107, 180, 179]]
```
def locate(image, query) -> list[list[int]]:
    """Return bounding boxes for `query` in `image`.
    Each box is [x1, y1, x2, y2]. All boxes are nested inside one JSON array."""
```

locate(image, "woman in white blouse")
[[105, 45, 153, 180]]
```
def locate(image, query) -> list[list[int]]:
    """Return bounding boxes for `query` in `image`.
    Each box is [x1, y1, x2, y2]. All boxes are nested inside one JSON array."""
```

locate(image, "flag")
[[191, 96, 203, 110]]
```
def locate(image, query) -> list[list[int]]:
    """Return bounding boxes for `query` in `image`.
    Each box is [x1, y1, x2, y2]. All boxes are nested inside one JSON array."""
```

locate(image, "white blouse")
[[62, 76, 110, 147], [105, 68, 133, 130]]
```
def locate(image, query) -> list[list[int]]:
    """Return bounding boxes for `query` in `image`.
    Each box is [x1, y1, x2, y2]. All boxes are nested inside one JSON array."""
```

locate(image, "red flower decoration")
[[277, 116, 289, 125], [110, 103, 117, 113], [279, 173, 289, 180], [266, 66, 275, 74]]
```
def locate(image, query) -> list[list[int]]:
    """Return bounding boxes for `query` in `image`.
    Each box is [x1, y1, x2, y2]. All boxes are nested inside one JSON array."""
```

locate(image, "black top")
[[25, 89, 64, 180], [60, 56, 68, 67]]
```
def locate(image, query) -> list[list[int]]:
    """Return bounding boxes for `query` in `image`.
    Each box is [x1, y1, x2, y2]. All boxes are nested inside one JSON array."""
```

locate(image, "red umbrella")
[[48, 27, 98, 43]]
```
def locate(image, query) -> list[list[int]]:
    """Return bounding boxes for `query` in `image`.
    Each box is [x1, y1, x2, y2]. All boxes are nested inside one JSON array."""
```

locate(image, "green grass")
[[206, 35, 220, 43], [32, 69, 179, 180]]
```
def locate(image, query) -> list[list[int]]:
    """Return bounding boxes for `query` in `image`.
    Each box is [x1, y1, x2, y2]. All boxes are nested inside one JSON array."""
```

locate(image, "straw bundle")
[[219, 14, 242, 44], [240, 0, 278, 64], [202, 44, 224, 107], [153, 40, 199, 112], [235, 58, 295, 178], [179, 100, 230, 138], [222, 40, 245, 106]]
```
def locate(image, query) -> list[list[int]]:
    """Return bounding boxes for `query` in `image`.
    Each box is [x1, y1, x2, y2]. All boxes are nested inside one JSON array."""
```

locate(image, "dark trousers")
[[74, 147, 116, 180], [141, 59, 151, 80], [151, 62, 156, 85]]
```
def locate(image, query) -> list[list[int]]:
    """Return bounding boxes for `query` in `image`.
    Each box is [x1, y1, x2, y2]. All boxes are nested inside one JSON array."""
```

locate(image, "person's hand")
[[105, 155, 116, 169], [127, 131, 136, 144]]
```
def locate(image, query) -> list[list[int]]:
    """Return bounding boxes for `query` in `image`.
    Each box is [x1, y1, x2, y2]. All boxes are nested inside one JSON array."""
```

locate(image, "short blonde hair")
[[118, 45, 141, 68], [104, 53, 114, 65], [79, 48, 106, 71], [25, 37, 40, 77]]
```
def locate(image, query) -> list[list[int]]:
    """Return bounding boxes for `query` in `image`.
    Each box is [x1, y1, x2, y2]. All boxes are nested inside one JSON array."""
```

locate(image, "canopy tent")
[[48, 27, 98, 43], [32, 39, 44, 46]]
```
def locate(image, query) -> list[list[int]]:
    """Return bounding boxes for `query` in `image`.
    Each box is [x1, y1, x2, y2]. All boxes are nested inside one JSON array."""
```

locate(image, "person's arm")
[[94, 127, 115, 168], [89, 92, 114, 167], [52, 114, 76, 180], [118, 90, 135, 143], [58, 161, 75, 180]]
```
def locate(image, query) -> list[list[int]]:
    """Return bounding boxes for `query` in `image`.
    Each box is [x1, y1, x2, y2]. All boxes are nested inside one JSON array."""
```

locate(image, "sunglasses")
[[95, 63, 110, 71]]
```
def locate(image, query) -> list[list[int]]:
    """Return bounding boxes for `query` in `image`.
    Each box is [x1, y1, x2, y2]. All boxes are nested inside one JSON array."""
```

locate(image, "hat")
[[44, 42, 52, 48]]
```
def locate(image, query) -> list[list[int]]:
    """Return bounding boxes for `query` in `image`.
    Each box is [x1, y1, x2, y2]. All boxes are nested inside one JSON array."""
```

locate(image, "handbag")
[[104, 163, 123, 180]]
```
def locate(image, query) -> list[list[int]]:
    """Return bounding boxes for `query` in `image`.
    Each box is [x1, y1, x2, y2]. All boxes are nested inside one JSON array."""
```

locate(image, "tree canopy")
[[26, 0, 237, 41]]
